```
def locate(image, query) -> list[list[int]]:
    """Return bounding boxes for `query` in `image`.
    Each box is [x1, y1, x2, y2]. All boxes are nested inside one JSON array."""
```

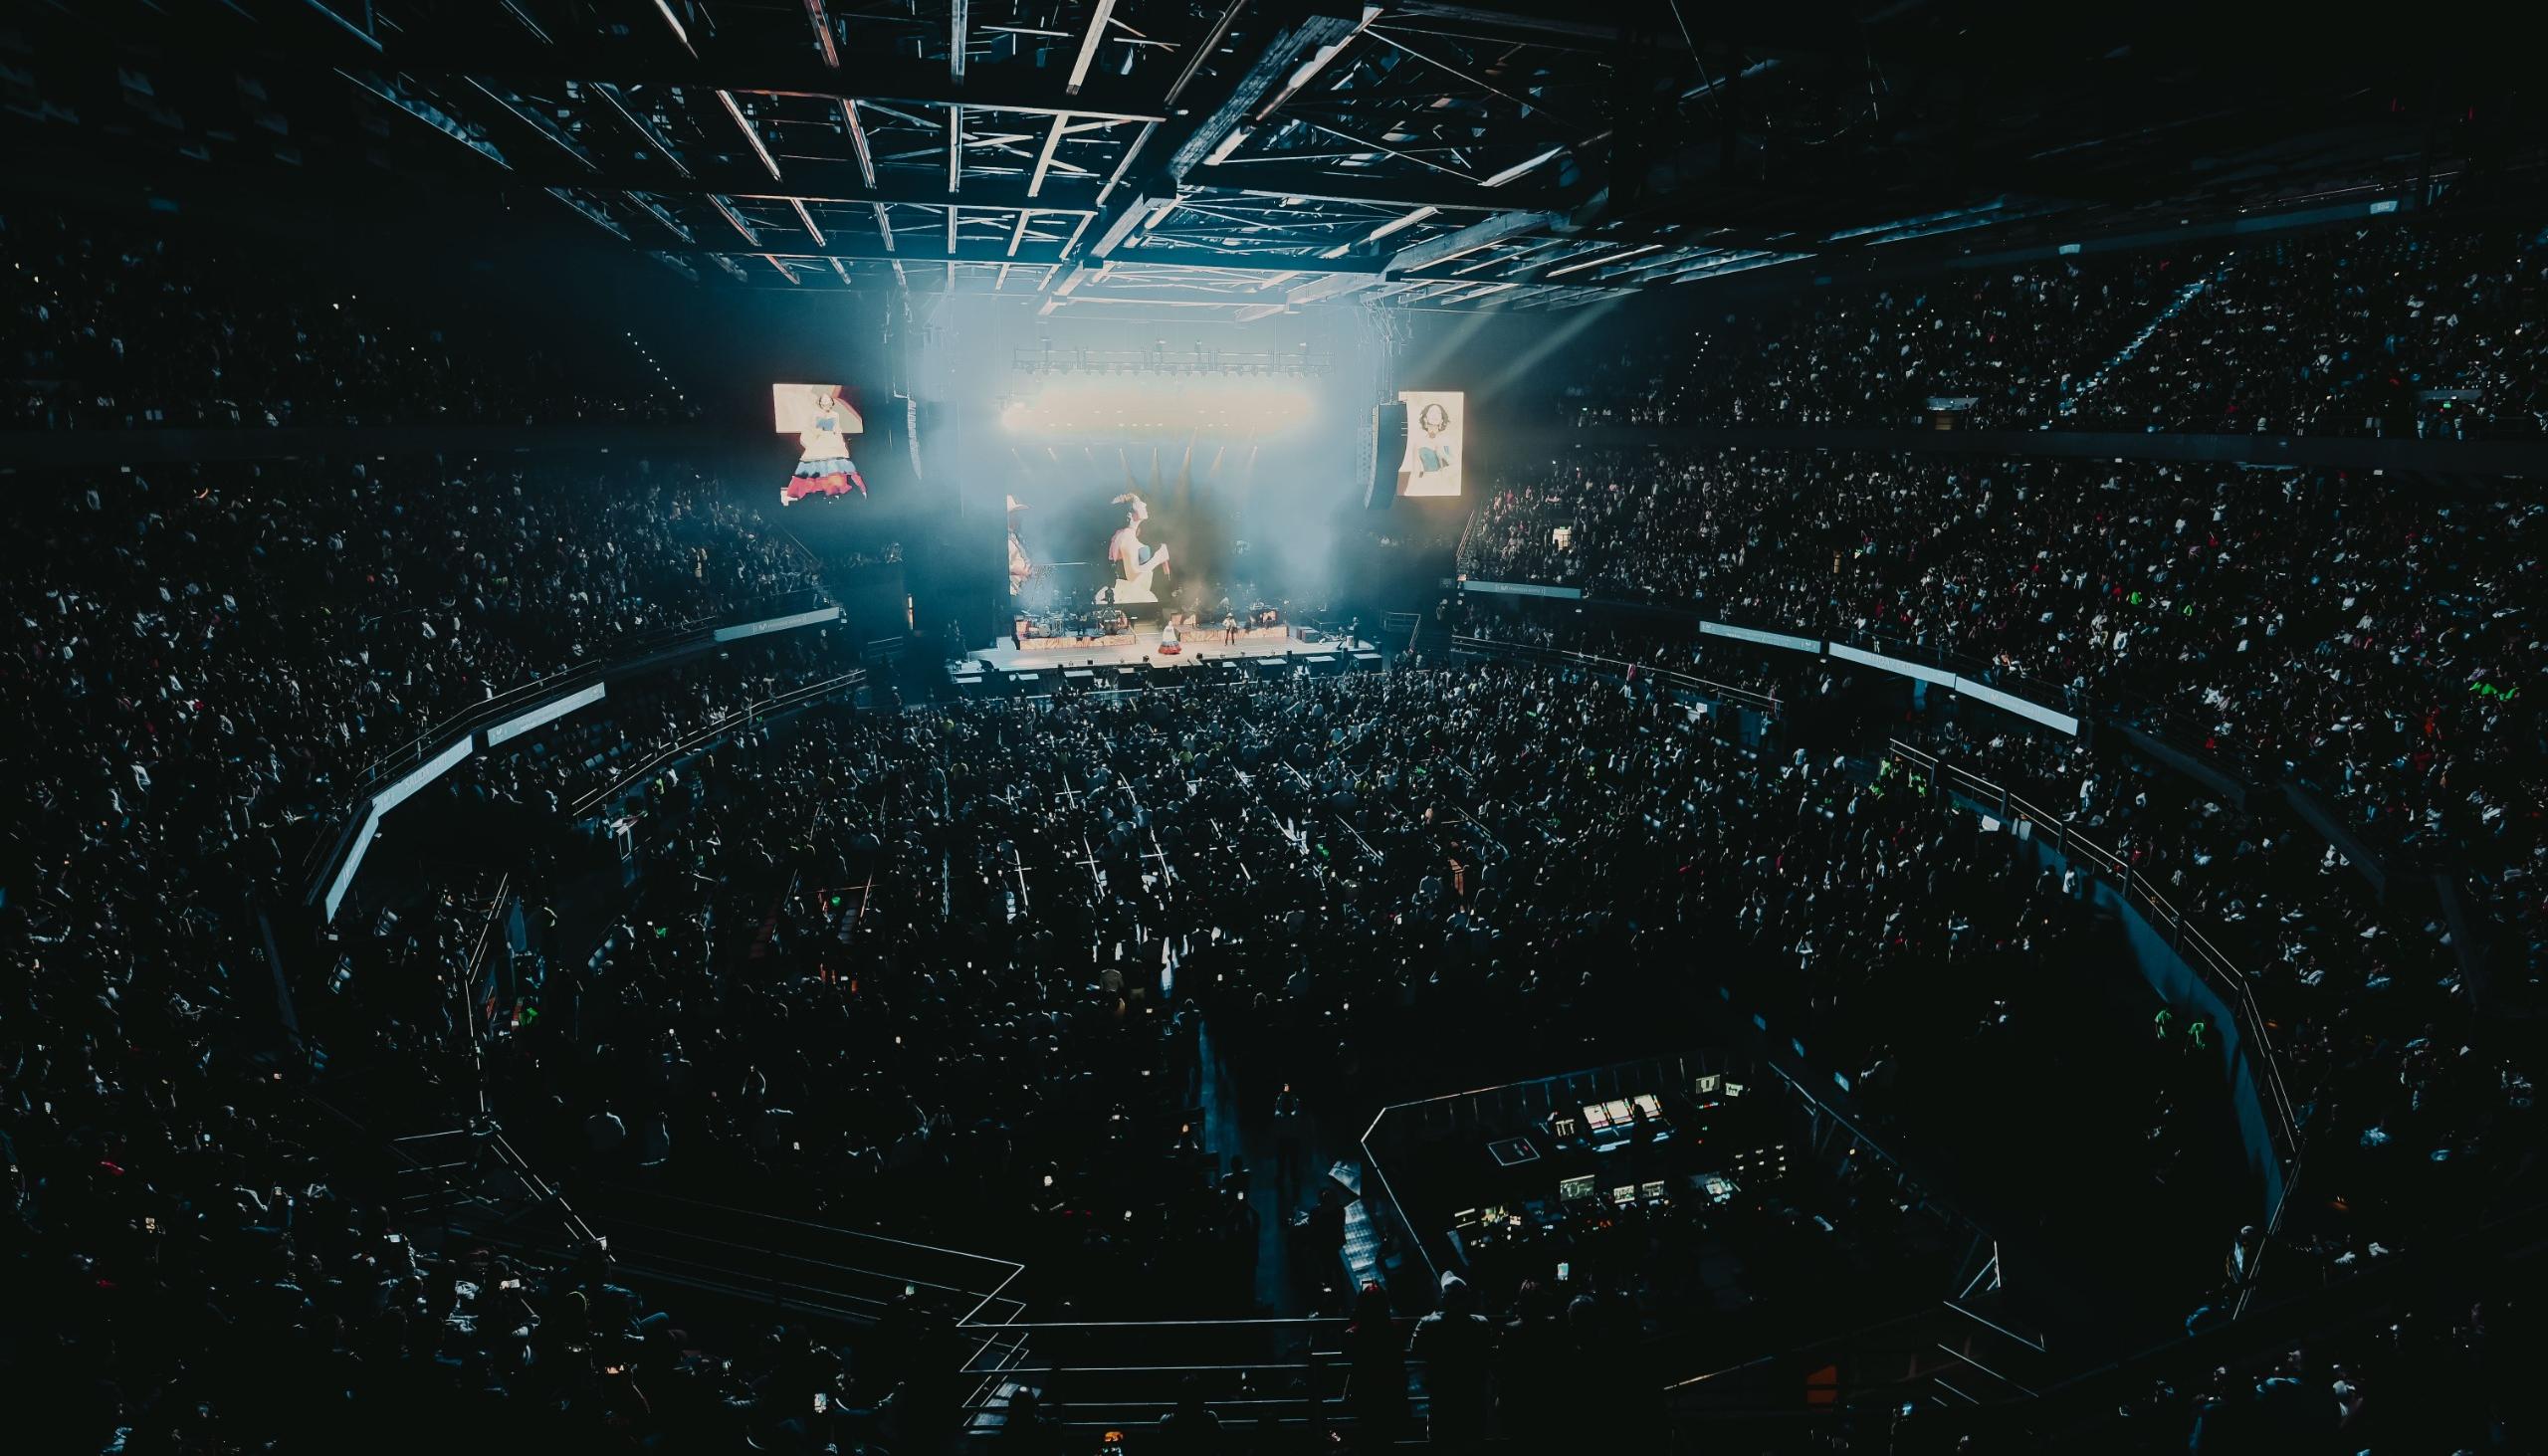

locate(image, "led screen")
[[1395, 389, 1463, 497]]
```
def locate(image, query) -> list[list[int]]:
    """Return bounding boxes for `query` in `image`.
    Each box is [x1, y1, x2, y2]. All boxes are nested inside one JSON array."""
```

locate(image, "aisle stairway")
[[2054, 257, 2235, 421]]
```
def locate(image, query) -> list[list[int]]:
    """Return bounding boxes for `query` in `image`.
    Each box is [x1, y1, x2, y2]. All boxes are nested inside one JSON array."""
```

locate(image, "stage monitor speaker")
[[1366, 400, 1406, 511]]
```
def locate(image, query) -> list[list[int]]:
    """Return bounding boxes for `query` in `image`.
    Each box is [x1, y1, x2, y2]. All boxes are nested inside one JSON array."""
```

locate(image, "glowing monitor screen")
[[1395, 389, 1464, 497], [772, 383, 863, 436]]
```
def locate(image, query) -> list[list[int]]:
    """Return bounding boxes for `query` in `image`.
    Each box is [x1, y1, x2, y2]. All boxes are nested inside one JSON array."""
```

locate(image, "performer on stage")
[[1105, 492, 1170, 604], [782, 385, 866, 505], [1006, 494, 1033, 597]]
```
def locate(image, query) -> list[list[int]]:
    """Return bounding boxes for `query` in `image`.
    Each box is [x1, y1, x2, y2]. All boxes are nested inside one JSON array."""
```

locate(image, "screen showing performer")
[[1006, 494, 1034, 597], [1395, 389, 1464, 498], [1104, 492, 1171, 604], [773, 382, 867, 506]]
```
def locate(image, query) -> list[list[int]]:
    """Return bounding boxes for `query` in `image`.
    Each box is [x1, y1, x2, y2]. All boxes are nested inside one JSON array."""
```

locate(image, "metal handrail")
[[1855, 627, 2087, 721], [567, 670, 865, 818], [343, 586, 831, 796], [1888, 737, 2304, 1172], [1446, 633, 1784, 712], [951, 1319, 1425, 1434], [298, 586, 842, 896], [458, 874, 509, 1117], [954, 1317, 1356, 1332]]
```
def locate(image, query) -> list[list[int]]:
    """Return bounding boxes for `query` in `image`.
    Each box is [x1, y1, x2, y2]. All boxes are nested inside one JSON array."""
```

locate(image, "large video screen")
[[1395, 389, 1464, 497], [772, 382, 863, 435], [774, 383, 869, 506]]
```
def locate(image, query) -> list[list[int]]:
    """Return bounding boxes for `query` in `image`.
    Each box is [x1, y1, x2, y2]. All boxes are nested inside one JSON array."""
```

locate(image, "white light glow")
[[998, 379, 1316, 437]]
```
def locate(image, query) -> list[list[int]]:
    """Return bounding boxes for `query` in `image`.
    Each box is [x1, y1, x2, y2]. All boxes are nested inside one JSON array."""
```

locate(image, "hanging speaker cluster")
[[1366, 400, 1407, 511]]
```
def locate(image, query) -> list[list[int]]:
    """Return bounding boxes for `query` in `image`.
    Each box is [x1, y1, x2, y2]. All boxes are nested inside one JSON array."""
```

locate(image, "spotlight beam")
[[1478, 294, 1624, 397]]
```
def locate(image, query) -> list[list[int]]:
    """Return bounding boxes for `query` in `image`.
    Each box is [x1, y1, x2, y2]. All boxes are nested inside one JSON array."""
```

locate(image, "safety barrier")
[[952, 1316, 1428, 1439], [1447, 594, 2084, 731], [1887, 739, 2300, 1160], [1885, 737, 2305, 1318], [567, 671, 864, 818], [341, 587, 834, 798], [306, 590, 845, 923], [570, 1188, 1027, 1336], [1444, 632, 1784, 714]]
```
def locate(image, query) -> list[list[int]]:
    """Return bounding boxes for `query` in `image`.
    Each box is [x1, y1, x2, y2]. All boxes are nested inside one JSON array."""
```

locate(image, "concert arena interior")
[[5, 3, 2544, 1452]]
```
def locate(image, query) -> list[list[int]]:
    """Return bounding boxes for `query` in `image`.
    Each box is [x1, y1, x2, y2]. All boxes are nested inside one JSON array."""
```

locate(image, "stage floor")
[[965, 631, 1371, 674]]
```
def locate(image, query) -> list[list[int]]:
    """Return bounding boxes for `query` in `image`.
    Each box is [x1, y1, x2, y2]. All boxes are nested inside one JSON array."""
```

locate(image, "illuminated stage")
[[954, 629, 1378, 688], [1006, 622, 1294, 656]]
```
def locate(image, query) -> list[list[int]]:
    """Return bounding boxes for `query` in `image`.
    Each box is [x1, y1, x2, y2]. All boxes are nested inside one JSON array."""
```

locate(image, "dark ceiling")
[[5, 1, 2537, 314]]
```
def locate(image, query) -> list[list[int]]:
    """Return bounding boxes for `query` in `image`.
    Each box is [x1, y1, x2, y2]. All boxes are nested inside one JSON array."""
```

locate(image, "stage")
[[954, 629, 1377, 687]]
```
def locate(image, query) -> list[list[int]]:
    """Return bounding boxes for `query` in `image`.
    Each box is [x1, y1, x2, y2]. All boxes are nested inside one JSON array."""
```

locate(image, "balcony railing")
[[952, 1317, 1428, 1438], [1446, 632, 1784, 713], [304, 587, 846, 923], [567, 670, 865, 818], [1885, 736, 2306, 1319], [343, 587, 835, 798]]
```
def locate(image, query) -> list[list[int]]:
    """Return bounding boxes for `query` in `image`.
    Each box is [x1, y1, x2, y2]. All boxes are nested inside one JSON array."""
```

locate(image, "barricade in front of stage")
[[950, 643, 1380, 699]]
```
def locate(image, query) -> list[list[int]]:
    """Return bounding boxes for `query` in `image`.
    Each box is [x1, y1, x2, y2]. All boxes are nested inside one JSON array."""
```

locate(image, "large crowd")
[[483, 662, 2200, 1426], [355, 643, 2535, 1448], [1459, 448, 2545, 912], [1565, 247, 2201, 431], [4, 204, 2542, 1456], [1559, 217, 2548, 437], [1918, 720, 2528, 1272], [2, 455, 812, 834], [3, 207, 695, 430], [8, 637, 2526, 1450], [0, 455, 867, 1452], [2072, 224, 2548, 438]]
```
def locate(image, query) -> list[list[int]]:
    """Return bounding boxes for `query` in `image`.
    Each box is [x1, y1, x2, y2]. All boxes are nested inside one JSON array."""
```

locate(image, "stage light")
[[997, 378, 1314, 437]]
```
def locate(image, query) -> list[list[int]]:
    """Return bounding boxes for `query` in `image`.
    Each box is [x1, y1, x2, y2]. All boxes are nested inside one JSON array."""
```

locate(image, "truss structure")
[[17, 1, 2510, 314]]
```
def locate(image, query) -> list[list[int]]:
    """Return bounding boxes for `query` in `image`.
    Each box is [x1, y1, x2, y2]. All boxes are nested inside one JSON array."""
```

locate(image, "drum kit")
[[1018, 605, 1131, 643]]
